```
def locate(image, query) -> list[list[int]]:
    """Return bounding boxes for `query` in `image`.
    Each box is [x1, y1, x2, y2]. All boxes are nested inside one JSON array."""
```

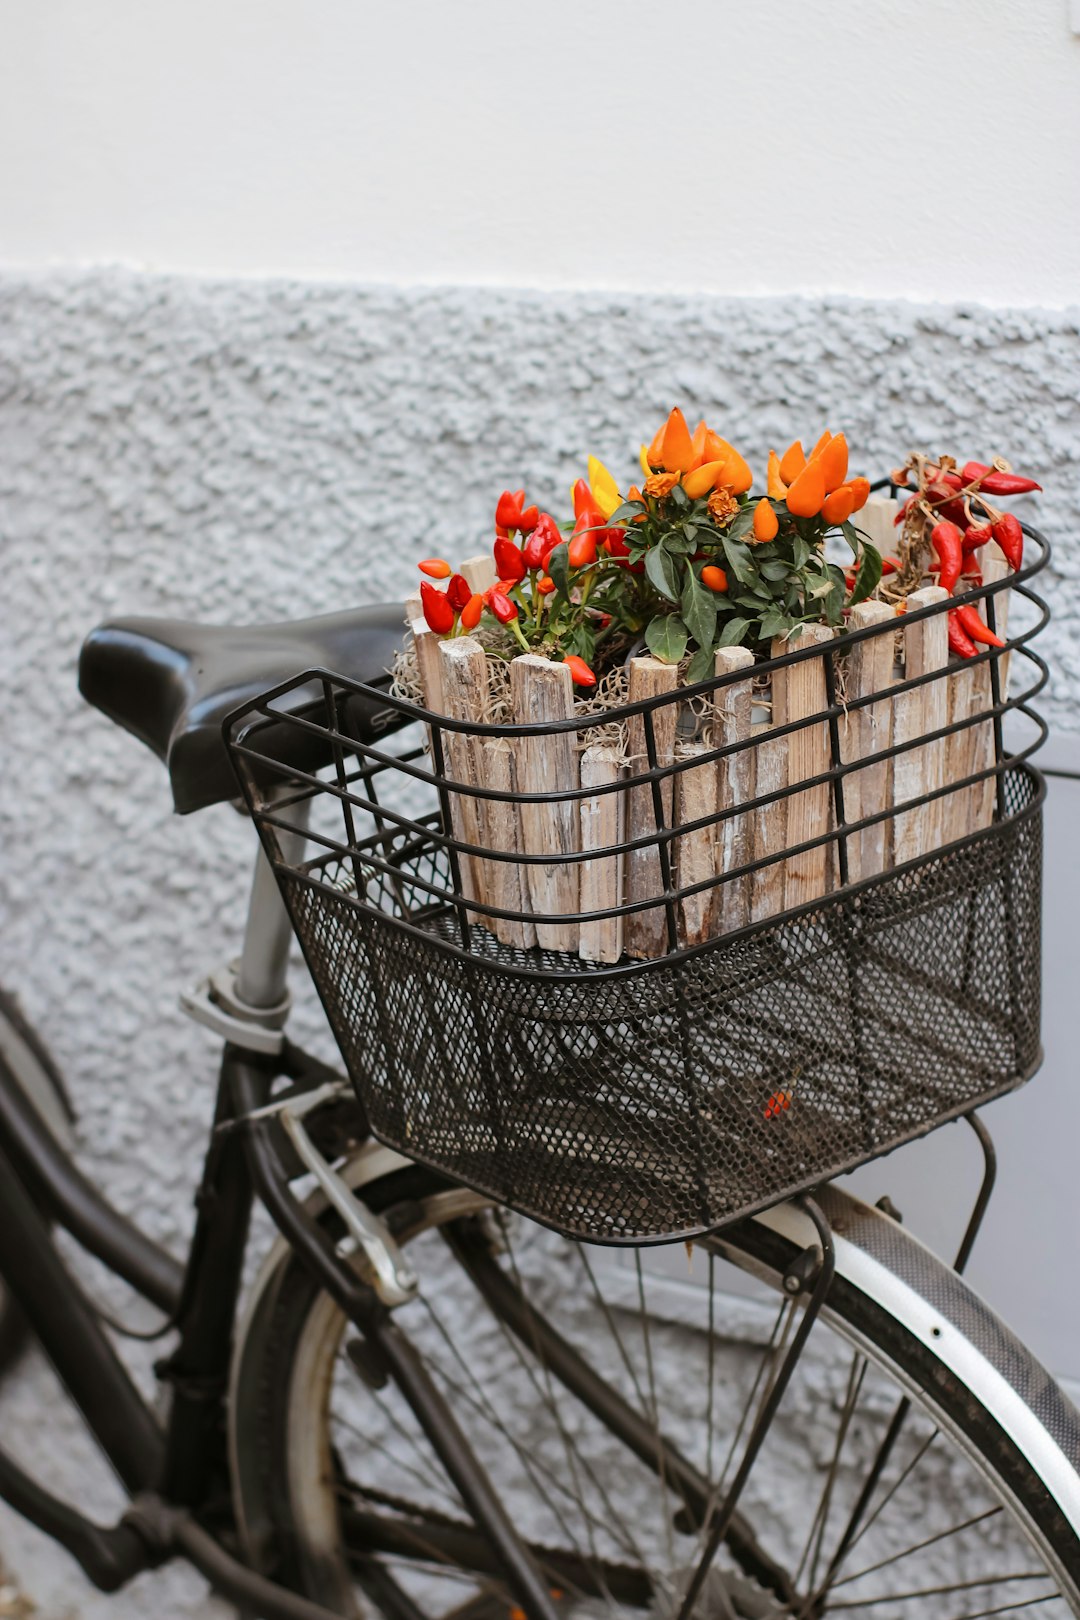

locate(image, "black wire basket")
[[226, 522, 1050, 1244]]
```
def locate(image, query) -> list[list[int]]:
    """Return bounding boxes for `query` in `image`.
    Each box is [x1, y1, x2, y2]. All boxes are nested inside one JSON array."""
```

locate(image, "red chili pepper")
[[459, 592, 484, 630], [420, 581, 454, 635], [418, 557, 451, 579], [562, 654, 596, 687], [954, 602, 1006, 648], [601, 526, 629, 557], [931, 521, 964, 594], [961, 523, 994, 553], [763, 1090, 792, 1121], [991, 512, 1024, 572], [493, 535, 527, 584], [488, 589, 518, 625], [568, 526, 598, 569], [961, 461, 1041, 496], [947, 610, 978, 660], [524, 512, 561, 570], [495, 489, 539, 532], [446, 572, 472, 614], [893, 496, 914, 526]]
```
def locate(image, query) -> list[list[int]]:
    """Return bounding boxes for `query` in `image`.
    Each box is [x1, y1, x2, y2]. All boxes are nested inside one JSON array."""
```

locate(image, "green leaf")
[[759, 560, 792, 581], [680, 565, 717, 651], [662, 529, 697, 555], [669, 483, 689, 510], [608, 501, 645, 525], [718, 616, 752, 647], [759, 611, 791, 641], [547, 541, 570, 599], [644, 544, 680, 602], [645, 614, 689, 663], [720, 534, 756, 585], [685, 642, 716, 685], [726, 505, 756, 540], [849, 540, 883, 606], [791, 536, 811, 570], [564, 622, 596, 662], [839, 520, 861, 558]]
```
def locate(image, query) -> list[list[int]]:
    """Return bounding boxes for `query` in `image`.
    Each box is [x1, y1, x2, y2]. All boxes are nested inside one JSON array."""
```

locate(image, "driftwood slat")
[[479, 738, 537, 951], [674, 741, 718, 949], [856, 495, 899, 554], [578, 744, 625, 964], [625, 657, 680, 960], [749, 726, 787, 922], [460, 554, 498, 594], [771, 623, 835, 909], [712, 645, 755, 935], [437, 637, 492, 927], [892, 585, 949, 864], [509, 654, 579, 952], [842, 600, 896, 882]]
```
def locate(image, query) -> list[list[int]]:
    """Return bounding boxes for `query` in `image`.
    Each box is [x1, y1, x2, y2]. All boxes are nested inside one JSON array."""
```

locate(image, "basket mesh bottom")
[[282, 769, 1042, 1242]]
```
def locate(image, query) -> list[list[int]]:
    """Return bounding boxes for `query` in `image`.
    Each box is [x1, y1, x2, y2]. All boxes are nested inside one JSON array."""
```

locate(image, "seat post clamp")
[[179, 960, 291, 1055]]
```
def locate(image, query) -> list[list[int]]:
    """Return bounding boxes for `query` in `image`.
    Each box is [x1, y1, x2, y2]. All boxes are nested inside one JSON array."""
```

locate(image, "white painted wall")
[[2, 0, 1079, 307]]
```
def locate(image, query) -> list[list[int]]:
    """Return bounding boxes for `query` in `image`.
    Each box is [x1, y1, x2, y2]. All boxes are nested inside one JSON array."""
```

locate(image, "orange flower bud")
[[785, 458, 827, 518], [753, 498, 779, 542]]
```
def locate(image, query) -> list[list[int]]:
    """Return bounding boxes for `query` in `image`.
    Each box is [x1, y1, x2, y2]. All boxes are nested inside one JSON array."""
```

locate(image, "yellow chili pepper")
[[587, 455, 622, 520]]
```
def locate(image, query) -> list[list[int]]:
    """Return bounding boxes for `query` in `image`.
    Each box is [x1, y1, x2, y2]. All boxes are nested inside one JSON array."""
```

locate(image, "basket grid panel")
[[276, 769, 1042, 1242]]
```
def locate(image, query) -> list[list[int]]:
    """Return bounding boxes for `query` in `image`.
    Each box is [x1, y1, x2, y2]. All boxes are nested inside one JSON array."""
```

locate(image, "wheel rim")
[[275, 1186, 1080, 1619]]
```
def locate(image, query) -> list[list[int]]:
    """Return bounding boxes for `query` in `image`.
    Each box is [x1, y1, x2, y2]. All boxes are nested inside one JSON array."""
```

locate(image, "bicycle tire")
[[230, 1162, 1080, 1618], [0, 988, 75, 1377]]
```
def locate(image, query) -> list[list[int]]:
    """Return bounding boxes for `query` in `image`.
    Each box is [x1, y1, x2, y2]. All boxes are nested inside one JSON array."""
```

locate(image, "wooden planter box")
[[404, 502, 1014, 967]]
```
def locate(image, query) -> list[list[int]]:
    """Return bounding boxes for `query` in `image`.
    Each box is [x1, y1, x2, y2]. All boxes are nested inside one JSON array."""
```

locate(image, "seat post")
[[236, 799, 310, 1012]]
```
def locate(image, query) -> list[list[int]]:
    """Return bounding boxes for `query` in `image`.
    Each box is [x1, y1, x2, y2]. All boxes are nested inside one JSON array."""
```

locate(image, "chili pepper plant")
[[414, 408, 1039, 690]]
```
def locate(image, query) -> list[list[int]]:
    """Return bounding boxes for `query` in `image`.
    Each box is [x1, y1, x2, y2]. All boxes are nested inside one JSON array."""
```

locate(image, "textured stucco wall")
[[0, 268, 1078, 1615]]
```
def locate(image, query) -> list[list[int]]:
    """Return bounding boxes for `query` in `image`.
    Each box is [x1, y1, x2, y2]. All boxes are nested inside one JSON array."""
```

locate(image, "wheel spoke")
[[829, 1504, 1004, 1589], [823, 1571, 1058, 1610]]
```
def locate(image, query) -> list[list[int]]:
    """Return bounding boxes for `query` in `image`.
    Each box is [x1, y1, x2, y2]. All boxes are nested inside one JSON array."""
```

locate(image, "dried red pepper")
[[991, 512, 1024, 572], [931, 520, 964, 594], [961, 461, 1041, 496], [947, 610, 978, 660], [954, 602, 1006, 648]]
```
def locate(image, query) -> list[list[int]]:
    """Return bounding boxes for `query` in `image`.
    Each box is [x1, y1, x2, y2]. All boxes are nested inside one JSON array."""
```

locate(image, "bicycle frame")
[[0, 810, 1006, 1620]]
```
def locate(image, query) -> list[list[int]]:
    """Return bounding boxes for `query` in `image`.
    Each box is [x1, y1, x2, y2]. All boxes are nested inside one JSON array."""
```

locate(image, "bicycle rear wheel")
[[231, 1163, 1080, 1618]]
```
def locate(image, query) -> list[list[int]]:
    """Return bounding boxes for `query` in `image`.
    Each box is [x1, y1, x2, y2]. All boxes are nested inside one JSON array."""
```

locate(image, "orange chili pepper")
[[818, 433, 849, 492], [459, 592, 484, 630], [700, 564, 729, 592], [682, 460, 728, 499], [536, 573, 556, 595], [568, 527, 598, 569], [785, 458, 826, 518], [706, 436, 753, 495], [810, 429, 832, 458], [661, 407, 697, 473], [847, 476, 871, 512], [418, 558, 452, 579], [778, 440, 806, 486], [563, 654, 596, 687], [752, 498, 779, 542], [767, 450, 788, 501], [821, 485, 855, 526]]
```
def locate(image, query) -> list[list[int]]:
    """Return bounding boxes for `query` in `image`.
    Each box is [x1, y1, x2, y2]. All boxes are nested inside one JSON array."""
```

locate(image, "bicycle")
[[0, 583, 1077, 1620]]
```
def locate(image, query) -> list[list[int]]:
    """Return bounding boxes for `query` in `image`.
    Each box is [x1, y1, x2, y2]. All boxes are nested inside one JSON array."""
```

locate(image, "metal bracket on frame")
[[179, 960, 291, 1056], [241, 1078, 419, 1307]]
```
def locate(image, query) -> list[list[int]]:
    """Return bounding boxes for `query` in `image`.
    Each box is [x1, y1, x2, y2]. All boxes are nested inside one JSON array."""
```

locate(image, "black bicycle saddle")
[[78, 604, 408, 814]]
